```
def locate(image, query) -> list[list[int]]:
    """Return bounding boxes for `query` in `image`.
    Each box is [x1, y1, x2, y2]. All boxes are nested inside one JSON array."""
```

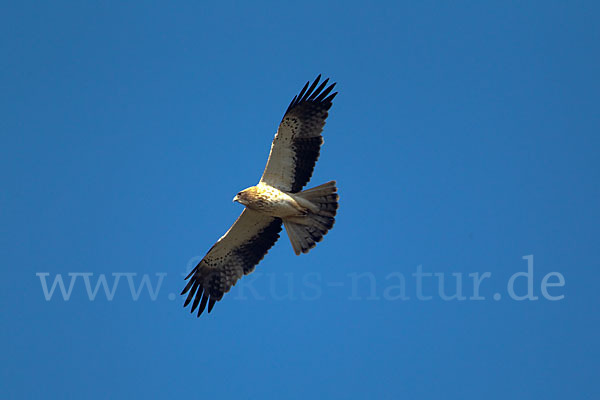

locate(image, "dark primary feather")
[[181, 212, 282, 317]]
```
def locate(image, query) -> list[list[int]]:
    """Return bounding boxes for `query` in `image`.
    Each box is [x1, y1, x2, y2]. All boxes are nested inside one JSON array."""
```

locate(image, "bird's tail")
[[283, 181, 339, 255]]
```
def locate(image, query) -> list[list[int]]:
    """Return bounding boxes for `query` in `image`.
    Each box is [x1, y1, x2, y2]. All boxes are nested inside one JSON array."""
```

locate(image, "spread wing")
[[260, 75, 337, 193], [181, 209, 282, 316]]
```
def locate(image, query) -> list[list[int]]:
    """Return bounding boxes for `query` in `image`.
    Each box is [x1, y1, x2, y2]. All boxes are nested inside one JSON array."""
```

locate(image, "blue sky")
[[2, 1, 599, 399]]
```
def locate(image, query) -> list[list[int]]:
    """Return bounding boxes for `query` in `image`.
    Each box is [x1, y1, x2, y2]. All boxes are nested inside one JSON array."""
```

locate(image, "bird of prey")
[[181, 75, 339, 316]]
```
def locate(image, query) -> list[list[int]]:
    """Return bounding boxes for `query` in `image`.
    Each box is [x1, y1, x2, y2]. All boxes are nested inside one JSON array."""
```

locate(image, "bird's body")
[[182, 75, 339, 316], [234, 183, 306, 218]]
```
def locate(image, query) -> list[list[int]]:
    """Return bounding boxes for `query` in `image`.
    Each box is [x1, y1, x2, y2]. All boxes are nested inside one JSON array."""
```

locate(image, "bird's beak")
[[232, 195, 239, 203]]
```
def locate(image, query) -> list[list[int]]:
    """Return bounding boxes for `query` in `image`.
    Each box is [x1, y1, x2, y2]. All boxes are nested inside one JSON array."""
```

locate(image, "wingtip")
[[208, 298, 216, 313], [285, 75, 338, 113], [196, 294, 209, 317], [324, 91, 338, 104]]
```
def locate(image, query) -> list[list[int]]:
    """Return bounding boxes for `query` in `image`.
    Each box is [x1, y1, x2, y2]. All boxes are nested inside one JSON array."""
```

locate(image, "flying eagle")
[[181, 75, 339, 316]]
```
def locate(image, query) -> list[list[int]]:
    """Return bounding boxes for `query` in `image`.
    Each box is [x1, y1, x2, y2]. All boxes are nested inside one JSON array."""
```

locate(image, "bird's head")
[[233, 187, 254, 206], [233, 192, 242, 204]]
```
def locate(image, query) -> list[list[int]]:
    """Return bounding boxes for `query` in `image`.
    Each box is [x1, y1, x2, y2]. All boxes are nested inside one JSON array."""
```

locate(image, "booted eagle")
[[182, 75, 339, 316]]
